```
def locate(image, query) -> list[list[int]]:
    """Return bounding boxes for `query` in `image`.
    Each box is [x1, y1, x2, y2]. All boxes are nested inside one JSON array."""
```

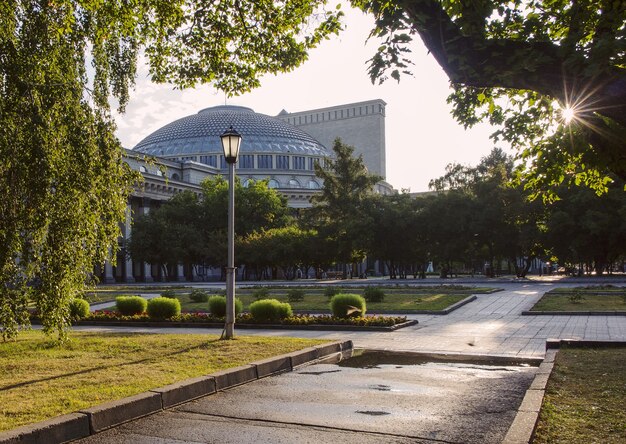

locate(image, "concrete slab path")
[[69, 281, 626, 443], [77, 282, 626, 359]]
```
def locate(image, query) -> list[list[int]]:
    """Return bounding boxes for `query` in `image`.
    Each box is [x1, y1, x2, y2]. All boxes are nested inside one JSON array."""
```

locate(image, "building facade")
[[103, 100, 392, 283], [278, 99, 387, 180]]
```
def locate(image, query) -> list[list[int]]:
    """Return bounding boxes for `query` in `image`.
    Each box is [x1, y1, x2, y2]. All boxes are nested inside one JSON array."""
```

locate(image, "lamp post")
[[220, 126, 242, 339]]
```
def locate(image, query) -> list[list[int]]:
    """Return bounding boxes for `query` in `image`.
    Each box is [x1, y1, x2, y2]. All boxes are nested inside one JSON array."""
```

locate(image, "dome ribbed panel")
[[133, 105, 327, 157]]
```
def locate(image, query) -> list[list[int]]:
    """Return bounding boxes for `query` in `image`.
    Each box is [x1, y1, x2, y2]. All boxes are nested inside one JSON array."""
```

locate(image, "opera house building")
[[105, 100, 393, 283]]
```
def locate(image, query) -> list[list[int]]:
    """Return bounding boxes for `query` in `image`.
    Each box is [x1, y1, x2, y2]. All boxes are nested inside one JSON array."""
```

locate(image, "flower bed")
[[85, 310, 408, 328]]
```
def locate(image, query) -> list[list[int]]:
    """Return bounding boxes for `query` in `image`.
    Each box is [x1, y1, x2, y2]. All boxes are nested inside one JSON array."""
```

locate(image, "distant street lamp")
[[220, 126, 242, 339]]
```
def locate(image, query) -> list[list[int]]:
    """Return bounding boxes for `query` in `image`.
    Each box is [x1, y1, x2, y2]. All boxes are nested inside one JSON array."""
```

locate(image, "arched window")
[[288, 179, 300, 188], [308, 180, 320, 189], [242, 178, 253, 188], [171, 173, 180, 181], [139, 166, 147, 173], [268, 179, 280, 189]]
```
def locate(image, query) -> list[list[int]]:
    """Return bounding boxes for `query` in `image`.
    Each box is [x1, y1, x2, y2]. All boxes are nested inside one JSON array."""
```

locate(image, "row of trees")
[[130, 141, 626, 281]]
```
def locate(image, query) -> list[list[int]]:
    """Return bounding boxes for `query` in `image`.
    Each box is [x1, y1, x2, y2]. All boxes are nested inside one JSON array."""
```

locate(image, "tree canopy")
[[354, 0, 625, 195], [0, 0, 341, 339]]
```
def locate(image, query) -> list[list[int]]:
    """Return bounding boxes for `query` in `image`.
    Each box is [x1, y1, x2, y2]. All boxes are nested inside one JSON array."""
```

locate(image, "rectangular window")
[[308, 157, 320, 170], [240, 154, 254, 169], [199, 155, 217, 167], [220, 155, 227, 169], [258, 155, 273, 169], [277, 155, 289, 169], [293, 156, 305, 170]]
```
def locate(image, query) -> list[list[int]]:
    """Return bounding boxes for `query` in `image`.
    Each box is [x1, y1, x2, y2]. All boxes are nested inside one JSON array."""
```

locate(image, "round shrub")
[[69, 298, 90, 320], [287, 289, 305, 302], [363, 287, 385, 303], [147, 297, 181, 319], [189, 289, 209, 303], [252, 287, 270, 300], [249, 299, 292, 322], [330, 293, 366, 318], [207, 295, 243, 317], [116, 296, 147, 315], [160, 289, 177, 299], [324, 287, 342, 300]]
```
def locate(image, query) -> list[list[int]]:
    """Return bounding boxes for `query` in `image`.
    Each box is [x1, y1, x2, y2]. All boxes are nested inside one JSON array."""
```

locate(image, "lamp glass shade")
[[220, 126, 242, 163]]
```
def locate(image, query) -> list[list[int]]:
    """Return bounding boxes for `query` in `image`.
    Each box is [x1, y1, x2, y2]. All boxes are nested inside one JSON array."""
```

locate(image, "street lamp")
[[220, 126, 242, 339]]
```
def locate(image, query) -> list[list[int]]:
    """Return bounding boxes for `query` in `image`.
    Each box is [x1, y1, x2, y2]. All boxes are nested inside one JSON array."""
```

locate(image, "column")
[[142, 199, 154, 283], [104, 260, 115, 284], [124, 204, 135, 283]]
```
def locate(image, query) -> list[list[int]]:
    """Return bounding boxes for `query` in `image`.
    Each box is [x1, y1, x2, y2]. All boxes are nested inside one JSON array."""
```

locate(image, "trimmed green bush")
[[69, 298, 90, 320], [330, 293, 366, 318], [147, 297, 181, 319], [252, 287, 270, 300], [116, 296, 147, 315], [324, 287, 342, 300], [207, 295, 243, 317], [189, 289, 209, 303], [287, 289, 305, 302], [363, 287, 385, 303], [160, 289, 177, 299], [249, 299, 292, 322]]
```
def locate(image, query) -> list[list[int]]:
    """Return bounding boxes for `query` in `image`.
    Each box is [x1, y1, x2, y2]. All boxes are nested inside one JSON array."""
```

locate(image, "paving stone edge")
[[0, 340, 353, 444], [502, 338, 626, 444]]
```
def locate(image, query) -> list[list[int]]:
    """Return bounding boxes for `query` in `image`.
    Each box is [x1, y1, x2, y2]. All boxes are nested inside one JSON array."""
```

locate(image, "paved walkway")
[[77, 282, 626, 358]]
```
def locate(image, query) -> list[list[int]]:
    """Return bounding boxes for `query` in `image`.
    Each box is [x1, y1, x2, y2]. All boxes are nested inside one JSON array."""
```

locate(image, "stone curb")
[[73, 319, 418, 331], [0, 340, 352, 444], [502, 339, 626, 443], [79, 392, 162, 434], [437, 295, 477, 314], [0, 413, 90, 444], [502, 352, 553, 443], [522, 310, 626, 316]]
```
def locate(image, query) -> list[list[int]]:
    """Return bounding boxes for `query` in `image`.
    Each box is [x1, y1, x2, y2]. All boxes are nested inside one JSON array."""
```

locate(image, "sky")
[[113, 7, 499, 193]]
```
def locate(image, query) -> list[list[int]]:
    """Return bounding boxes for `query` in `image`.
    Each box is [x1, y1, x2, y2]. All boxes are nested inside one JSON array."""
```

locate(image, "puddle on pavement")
[[338, 349, 539, 369]]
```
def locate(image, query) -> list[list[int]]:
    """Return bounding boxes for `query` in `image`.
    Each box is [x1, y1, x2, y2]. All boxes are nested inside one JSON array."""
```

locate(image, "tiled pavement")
[[77, 282, 626, 358]]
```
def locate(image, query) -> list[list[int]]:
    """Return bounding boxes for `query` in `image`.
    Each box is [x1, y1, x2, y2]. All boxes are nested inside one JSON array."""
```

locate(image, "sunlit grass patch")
[[0, 331, 325, 432], [533, 347, 626, 443]]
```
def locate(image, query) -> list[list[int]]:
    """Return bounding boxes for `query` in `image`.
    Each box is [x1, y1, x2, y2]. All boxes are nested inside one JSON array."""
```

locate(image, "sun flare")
[[561, 105, 576, 124]]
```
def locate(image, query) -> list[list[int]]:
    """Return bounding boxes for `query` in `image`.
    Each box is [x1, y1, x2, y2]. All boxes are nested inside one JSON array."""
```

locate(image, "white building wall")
[[278, 99, 387, 179]]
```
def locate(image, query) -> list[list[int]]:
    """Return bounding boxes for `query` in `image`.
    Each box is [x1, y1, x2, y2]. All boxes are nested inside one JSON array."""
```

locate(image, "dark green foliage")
[[363, 287, 385, 303], [324, 287, 342, 300], [252, 287, 270, 300], [160, 290, 177, 299], [287, 289, 305, 302], [249, 299, 292, 322], [330, 294, 366, 318], [115, 296, 148, 316], [207, 295, 243, 317], [147, 297, 181, 320], [358, 0, 626, 193], [310, 140, 381, 266], [189, 289, 209, 303], [68, 299, 90, 321]]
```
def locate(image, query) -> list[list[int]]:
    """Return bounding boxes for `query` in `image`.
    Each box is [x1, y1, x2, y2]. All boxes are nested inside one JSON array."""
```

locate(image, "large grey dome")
[[133, 105, 328, 157]]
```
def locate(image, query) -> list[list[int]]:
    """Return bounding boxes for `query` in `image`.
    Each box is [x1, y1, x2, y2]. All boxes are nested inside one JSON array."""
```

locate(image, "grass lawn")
[[533, 347, 626, 443], [530, 288, 626, 312], [177, 291, 474, 313], [0, 331, 326, 432]]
